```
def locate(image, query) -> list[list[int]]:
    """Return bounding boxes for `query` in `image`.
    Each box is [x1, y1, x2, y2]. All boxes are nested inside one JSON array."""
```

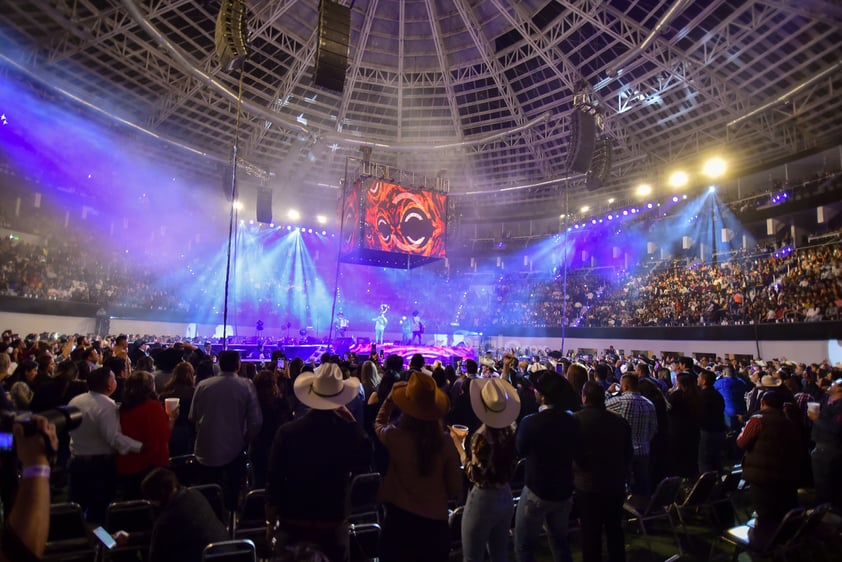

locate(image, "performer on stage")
[[410, 310, 424, 345], [400, 316, 412, 345], [373, 304, 389, 345], [335, 312, 350, 338]]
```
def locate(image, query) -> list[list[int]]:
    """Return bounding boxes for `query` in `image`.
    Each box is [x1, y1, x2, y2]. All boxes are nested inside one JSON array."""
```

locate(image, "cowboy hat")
[[391, 371, 450, 421], [293, 362, 360, 410], [760, 374, 782, 388], [470, 377, 521, 428]]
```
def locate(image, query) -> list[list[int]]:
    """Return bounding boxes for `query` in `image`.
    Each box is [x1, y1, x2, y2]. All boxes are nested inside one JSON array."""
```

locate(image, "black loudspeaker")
[[314, 0, 351, 92], [586, 135, 613, 191], [256, 188, 272, 224], [566, 111, 596, 174], [215, 0, 249, 72]]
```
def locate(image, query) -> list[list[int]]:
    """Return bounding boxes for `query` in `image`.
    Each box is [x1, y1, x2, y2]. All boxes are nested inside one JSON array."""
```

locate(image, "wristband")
[[21, 465, 51, 479]]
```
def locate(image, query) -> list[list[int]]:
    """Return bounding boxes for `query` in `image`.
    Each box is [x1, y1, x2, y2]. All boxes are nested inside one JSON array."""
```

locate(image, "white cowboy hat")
[[293, 362, 360, 410], [760, 374, 782, 388], [469, 377, 521, 428]]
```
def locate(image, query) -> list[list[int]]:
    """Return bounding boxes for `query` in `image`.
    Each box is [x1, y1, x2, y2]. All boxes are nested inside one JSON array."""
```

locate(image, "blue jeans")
[[462, 484, 513, 562], [515, 486, 573, 562]]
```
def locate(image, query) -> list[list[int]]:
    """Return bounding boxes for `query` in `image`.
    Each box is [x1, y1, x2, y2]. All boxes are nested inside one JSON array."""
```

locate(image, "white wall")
[[1, 312, 838, 364]]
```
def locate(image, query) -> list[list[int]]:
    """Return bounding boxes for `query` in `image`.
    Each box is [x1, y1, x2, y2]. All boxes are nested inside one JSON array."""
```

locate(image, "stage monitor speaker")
[[256, 188, 272, 224], [314, 0, 351, 92], [215, 0, 249, 72], [566, 111, 596, 174]]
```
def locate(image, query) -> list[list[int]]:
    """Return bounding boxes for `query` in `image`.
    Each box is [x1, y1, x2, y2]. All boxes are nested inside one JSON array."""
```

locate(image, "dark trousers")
[[748, 481, 797, 548], [69, 455, 116, 524], [576, 490, 626, 562], [698, 430, 725, 474], [380, 503, 450, 562], [630, 455, 651, 496], [812, 446, 842, 509], [276, 520, 349, 562], [196, 452, 248, 511]]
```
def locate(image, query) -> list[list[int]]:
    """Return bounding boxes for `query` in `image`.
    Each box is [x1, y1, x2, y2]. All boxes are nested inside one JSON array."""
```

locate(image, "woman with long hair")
[[250, 369, 291, 488], [117, 370, 177, 499], [456, 377, 520, 562], [359, 360, 381, 400], [375, 372, 463, 562], [159, 361, 196, 457]]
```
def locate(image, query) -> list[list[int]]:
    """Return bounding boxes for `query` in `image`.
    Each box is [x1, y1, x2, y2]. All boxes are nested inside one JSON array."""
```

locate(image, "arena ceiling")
[[1, 0, 840, 222]]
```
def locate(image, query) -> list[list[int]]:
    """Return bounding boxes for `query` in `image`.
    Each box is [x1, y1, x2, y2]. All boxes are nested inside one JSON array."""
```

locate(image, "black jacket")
[[516, 406, 580, 501]]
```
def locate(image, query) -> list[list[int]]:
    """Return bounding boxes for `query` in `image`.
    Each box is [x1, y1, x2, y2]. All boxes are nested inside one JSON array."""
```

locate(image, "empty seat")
[[202, 539, 257, 562], [347, 472, 382, 525], [42, 502, 95, 562]]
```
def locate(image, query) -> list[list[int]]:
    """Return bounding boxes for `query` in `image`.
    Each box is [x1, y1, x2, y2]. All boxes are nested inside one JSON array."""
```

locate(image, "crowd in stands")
[[1, 328, 840, 561]]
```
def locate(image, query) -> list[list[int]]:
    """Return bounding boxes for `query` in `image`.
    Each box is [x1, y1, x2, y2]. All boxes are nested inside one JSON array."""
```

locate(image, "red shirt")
[[116, 399, 171, 475]]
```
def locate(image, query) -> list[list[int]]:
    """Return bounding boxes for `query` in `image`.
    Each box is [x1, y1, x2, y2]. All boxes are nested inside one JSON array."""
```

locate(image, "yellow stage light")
[[703, 157, 727, 178], [668, 171, 688, 188], [635, 184, 652, 197]]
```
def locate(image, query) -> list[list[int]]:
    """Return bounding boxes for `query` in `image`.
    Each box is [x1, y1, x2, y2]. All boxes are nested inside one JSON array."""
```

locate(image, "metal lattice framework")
[[0, 0, 840, 220]]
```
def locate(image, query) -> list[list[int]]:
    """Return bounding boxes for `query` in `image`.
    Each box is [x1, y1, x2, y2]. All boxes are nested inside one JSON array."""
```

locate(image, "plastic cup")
[[164, 397, 180, 414], [451, 424, 469, 441], [807, 402, 821, 415]]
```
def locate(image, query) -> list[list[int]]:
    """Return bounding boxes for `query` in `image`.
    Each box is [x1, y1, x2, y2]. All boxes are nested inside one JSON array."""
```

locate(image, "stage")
[[222, 341, 476, 367]]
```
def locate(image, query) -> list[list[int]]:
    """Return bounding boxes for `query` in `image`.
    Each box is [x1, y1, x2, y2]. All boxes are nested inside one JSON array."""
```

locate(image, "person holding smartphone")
[[0, 415, 58, 562]]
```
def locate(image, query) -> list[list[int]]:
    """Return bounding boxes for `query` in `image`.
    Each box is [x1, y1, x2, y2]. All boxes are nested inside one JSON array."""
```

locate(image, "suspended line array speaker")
[[586, 135, 613, 191], [215, 0, 249, 72], [314, 0, 351, 92], [256, 188, 273, 224], [565, 111, 596, 174]]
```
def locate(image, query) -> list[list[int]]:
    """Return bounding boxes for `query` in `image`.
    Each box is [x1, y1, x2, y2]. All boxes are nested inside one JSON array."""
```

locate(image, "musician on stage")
[[373, 304, 389, 345], [334, 312, 350, 338], [410, 310, 424, 345]]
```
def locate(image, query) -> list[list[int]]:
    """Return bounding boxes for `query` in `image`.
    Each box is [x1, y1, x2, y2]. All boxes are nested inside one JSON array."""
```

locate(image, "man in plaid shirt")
[[606, 374, 658, 495]]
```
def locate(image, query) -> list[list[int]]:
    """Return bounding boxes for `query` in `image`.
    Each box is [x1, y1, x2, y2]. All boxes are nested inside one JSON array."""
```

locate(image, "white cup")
[[807, 402, 821, 415], [164, 397, 180, 414]]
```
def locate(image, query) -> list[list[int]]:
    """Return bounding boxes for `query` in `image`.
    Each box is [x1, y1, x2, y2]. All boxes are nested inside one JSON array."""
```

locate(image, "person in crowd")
[[714, 366, 747, 430], [668, 372, 703, 478], [139, 467, 230, 562], [375, 372, 462, 562], [565, 363, 588, 399], [117, 370, 176, 499], [128, 338, 150, 365], [158, 361, 196, 457], [68, 366, 143, 523], [5, 359, 37, 392], [251, 369, 292, 489], [736, 390, 803, 547], [189, 350, 262, 511], [152, 347, 184, 391], [455, 377, 520, 562], [605, 374, 657, 495], [359, 360, 380, 400], [808, 378, 842, 508], [30, 359, 86, 412], [697, 369, 727, 473], [104, 356, 130, 404], [265, 363, 370, 561], [635, 363, 670, 487], [574, 381, 633, 562], [0, 415, 57, 562], [514, 370, 580, 562]]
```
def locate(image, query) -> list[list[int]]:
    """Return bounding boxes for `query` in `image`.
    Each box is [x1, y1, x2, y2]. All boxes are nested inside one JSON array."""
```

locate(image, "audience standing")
[[514, 370, 580, 562], [189, 350, 262, 511], [605, 374, 657, 495], [375, 372, 462, 562]]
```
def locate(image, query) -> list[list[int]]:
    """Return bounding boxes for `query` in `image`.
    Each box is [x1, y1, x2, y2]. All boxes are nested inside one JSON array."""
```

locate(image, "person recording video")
[[0, 415, 58, 562]]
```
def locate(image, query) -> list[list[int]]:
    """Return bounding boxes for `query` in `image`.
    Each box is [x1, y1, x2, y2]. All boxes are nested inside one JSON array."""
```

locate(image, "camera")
[[0, 406, 83, 453]]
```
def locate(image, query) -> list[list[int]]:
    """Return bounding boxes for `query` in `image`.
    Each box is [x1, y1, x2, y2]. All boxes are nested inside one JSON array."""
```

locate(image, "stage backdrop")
[[339, 177, 446, 269]]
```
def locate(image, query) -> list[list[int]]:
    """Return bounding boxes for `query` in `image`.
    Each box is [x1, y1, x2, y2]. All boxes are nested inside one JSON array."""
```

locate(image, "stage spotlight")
[[592, 219, 597, 224], [668, 171, 688, 188], [286, 225, 292, 231], [233, 200, 244, 210], [580, 205, 590, 213], [672, 196, 679, 202], [287, 209, 301, 220], [622, 210, 628, 216], [647, 203, 653, 209], [269, 223, 275, 227], [703, 157, 726, 178], [321, 230, 327, 235], [708, 185, 717, 193], [316, 214, 327, 224], [608, 197, 615, 204], [635, 184, 652, 197], [608, 214, 614, 220], [249, 220, 254, 225], [307, 228, 313, 233]]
